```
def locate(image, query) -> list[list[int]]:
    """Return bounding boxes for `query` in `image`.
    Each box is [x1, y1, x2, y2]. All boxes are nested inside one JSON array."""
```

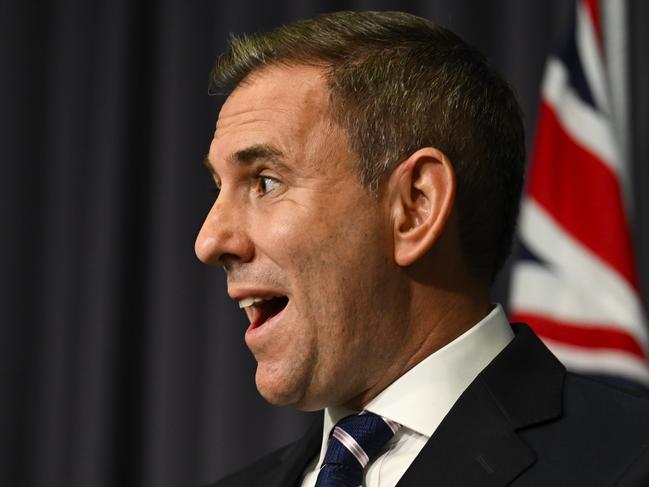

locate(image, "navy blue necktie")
[[314, 412, 401, 487]]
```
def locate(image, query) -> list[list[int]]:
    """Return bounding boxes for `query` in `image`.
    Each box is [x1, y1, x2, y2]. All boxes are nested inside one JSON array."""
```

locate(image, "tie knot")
[[315, 412, 401, 487]]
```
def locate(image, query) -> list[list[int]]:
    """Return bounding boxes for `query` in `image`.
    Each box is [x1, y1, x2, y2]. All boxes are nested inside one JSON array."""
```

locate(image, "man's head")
[[209, 11, 525, 283], [196, 11, 525, 411]]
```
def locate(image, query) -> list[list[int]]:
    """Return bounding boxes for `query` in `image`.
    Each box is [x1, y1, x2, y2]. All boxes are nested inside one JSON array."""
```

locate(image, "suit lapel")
[[397, 324, 565, 487], [264, 415, 322, 487]]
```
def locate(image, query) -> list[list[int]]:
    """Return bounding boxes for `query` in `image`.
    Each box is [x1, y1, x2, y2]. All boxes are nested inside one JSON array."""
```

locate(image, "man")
[[196, 11, 649, 487]]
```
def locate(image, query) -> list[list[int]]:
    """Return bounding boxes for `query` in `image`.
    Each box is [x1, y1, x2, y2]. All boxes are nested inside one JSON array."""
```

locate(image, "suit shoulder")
[[564, 377, 649, 486], [203, 442, 295, 487], [562, 372, 649, 442], [564, 372, 649, 420], [518, 373, 649, 485]]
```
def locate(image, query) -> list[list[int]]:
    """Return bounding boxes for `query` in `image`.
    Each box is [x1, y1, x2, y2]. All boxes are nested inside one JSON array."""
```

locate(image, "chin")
[[260, 382, 343, 413], [255, 367, 306, 407]]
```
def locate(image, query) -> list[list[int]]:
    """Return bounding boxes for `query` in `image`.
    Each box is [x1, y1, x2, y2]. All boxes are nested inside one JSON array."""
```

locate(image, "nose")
[[195, 196, 254, 267]]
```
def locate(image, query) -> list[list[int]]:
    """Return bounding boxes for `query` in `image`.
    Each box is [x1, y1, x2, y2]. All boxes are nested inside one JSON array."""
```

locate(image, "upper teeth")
[[238, 297, 266, 308]]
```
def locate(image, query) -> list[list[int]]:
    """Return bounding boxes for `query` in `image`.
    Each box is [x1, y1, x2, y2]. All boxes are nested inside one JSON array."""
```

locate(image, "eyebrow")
[[202, 143, 289, 175], [230, 144, 285, 166]]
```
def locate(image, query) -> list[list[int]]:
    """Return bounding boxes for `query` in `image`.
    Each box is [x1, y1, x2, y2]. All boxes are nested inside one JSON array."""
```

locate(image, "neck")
[[343, 283, 491, 410]]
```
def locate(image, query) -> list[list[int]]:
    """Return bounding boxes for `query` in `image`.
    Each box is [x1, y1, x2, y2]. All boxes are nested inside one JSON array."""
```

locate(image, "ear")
[[387, 147, 456, 267]]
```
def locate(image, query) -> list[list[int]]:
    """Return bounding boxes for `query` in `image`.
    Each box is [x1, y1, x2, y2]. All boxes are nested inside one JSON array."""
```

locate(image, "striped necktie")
[[315, 412, 401, 487]]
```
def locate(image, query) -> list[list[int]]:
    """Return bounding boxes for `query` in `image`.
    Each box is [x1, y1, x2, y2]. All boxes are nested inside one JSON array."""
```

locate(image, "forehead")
[[219, 64, 329, 123], [211, 64, 332, 162]]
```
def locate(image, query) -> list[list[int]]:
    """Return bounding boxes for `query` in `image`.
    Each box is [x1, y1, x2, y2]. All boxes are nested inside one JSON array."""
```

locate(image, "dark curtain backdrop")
[[2, 1, 648, 486]]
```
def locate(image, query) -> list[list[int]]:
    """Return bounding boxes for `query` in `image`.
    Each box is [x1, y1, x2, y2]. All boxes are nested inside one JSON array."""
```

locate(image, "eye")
[[256, 175, 281, 196]]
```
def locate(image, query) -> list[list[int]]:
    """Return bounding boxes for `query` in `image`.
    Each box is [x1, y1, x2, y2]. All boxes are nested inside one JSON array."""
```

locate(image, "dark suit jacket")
[[207, 324, 649, 486]]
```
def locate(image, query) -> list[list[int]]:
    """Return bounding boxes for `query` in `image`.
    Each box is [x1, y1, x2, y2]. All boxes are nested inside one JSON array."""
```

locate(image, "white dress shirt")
[[299, 304, 514, 487]]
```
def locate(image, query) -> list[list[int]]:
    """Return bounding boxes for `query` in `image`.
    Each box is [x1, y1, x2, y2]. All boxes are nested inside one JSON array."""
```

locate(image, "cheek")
[[249, 204, 312, 257], [295, 234, 382, 359]]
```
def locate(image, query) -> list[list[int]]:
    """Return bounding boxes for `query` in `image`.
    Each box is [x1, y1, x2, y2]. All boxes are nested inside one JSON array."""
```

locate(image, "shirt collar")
[[321, 304, 513, 445]]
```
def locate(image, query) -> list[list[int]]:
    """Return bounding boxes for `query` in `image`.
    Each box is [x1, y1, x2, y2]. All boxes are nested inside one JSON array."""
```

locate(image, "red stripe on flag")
[[582, 0, 603, 47], [511, 311, 647, 359], [527, 101, 639, 288]]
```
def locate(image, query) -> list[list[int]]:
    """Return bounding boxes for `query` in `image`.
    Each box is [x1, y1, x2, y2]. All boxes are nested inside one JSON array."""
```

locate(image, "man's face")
[[196, 65, 409, 410]]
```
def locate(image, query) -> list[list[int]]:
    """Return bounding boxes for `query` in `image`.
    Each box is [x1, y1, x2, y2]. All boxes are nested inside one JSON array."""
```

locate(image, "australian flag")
[[509, 0, 649, 389]]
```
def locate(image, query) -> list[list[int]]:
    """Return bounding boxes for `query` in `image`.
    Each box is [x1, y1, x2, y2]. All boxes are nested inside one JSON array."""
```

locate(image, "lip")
[[244, 299, 290, 347], [228, 286, 286, 302]]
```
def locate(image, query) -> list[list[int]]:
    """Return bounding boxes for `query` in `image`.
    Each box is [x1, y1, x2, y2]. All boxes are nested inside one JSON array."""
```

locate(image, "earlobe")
[[389, 147, 456, 267]]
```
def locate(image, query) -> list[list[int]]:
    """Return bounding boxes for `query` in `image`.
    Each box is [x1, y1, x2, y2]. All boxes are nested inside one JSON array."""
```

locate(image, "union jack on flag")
[[509, 0, 649, 388]]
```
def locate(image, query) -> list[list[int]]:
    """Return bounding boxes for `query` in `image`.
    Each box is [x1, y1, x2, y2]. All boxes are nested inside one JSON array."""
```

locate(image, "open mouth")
[[239, 296, 289, 329]]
